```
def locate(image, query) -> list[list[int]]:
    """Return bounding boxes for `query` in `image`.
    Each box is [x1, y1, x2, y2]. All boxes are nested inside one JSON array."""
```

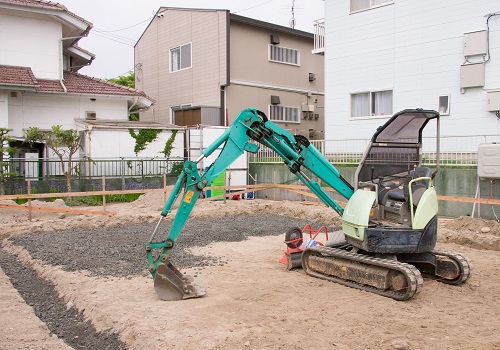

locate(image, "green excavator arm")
[[146, 108, 354, 300]]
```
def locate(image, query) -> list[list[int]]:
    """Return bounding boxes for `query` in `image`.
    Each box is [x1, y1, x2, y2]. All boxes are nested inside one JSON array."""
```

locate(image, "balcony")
[[312, 19, 325, 55]]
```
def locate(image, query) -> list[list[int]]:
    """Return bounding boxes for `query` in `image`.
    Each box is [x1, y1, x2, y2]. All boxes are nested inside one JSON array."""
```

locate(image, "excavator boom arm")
[[146, 108, 354, 300]]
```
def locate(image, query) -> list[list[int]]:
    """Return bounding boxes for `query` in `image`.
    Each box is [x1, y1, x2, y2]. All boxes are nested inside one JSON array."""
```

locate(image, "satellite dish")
[[289, 17, 296, 28]]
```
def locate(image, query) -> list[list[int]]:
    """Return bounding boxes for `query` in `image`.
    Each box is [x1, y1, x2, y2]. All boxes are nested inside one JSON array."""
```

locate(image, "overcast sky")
[[59, 0, 324, 80]]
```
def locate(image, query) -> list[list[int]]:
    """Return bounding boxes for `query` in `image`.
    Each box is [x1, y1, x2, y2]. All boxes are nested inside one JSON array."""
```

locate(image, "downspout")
[[222, 10, 230, 126], [220, 86, 226, 126], [87, 125, 93, 159], [59, 39, 67, 93]]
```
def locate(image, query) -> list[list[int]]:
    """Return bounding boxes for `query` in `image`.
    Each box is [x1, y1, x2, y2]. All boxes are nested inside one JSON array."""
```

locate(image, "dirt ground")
[[1, 193, 500, 350]]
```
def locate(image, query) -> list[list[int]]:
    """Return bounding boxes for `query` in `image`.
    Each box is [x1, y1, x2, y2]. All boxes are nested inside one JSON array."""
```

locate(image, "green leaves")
[[25, 125, 81, 158], [162, 130, 178, 158], [0, 128, 19, 187], [107, 71, 135, 88], [24, 125, 82, 192], [128, 128, 162, 155], [0, 127, 18, 156]]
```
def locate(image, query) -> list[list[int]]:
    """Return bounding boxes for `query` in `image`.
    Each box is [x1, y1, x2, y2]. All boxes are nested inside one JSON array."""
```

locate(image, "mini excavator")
[[145, 108, 471, 301]]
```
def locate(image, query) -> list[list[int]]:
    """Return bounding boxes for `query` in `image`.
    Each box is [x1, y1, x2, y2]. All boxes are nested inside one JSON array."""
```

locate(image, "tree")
[[25, 126, 82, 193], [107, 70, 135, 88], [0, 128, 18, 195], [107, 70, 138, 121]]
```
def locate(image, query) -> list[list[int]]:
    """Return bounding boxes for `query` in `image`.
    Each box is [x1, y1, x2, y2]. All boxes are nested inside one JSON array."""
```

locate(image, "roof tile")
[[0, 66, 154, 102], [0, 66, 38, 86], [60, 71, 152, 99]]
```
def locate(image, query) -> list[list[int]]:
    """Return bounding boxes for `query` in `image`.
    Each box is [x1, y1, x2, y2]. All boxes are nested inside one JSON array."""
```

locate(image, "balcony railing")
[[313, 19, 325, 54]]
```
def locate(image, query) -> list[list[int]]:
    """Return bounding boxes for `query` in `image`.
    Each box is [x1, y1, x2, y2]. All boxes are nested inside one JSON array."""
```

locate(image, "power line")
[[95, 16, 153, 32], [233, 0, 277, 14], [90, 15, 155, 47], [93, 29, 136, 45], [92, 32, 134, 46]]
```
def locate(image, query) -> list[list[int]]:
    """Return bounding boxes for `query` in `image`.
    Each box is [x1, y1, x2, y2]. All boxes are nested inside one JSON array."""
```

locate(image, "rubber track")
[[432, 250, 472, 285], [302, 246, 424, 301]]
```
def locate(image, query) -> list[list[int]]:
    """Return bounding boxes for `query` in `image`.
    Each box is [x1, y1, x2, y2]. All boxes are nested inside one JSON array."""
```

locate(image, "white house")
[[323, 0, 500, 151], [0, 0, 183, 176]]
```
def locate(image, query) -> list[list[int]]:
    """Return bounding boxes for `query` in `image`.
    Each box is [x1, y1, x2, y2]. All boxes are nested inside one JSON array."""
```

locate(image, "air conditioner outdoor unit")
[[85, 111, 97, 120]]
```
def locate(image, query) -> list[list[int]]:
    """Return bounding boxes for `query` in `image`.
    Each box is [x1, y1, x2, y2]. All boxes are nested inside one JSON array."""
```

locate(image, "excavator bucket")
[[154, 262, 206, 301]]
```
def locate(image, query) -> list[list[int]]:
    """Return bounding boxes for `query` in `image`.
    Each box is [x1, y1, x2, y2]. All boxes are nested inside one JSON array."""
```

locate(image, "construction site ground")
[[1, 192, 500, 350]]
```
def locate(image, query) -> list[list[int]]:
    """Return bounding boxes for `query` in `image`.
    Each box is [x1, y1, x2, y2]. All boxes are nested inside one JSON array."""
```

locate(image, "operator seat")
[[385, 167, 432, 207]]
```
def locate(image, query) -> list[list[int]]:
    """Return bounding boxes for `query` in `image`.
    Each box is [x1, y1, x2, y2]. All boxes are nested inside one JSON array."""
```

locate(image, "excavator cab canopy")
[[355, 109, 440, 188]]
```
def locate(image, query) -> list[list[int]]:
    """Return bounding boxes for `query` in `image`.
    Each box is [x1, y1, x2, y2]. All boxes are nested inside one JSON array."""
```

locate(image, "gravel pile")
[[0, 248, 127, 349], [1, 213, 329, 349], [10, 214, 327, 277]]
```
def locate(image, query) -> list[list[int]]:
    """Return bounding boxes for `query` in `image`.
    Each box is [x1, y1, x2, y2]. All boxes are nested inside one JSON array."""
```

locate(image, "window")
[[269, 45, 300, 66], [351, 90, 393, 118], [350, 0, 393, 13], [438, 95, 450, 115], [170, 43, 192, 72], [269, 105, 300, 123]]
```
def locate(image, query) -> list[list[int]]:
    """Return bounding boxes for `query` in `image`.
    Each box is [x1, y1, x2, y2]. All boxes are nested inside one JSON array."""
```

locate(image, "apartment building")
[[135, 8, 325, 139], [322, 0, 500, 145]]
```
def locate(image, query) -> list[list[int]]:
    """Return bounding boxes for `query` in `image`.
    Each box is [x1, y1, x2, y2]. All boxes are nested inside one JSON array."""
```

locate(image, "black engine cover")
[[345, 215, 438, 254]]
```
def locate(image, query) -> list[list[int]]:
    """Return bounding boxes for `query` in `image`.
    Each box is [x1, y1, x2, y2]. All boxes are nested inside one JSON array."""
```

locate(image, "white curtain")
[[350, 0, 370, 12], [373, 90, 393, 116], [171, 48, 180, 71], [351, 93, 370, 117]]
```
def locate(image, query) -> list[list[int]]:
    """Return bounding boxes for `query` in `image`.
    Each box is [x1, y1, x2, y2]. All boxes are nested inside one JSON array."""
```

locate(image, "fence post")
[[223, 173, 227, 204], [27, 179, 32, 221], [163, 174, 167, 205], [255, 173, 258, 199], [121, 158, 126, 190], [273, 171, 276, 201], [102, 176, 106, 213]]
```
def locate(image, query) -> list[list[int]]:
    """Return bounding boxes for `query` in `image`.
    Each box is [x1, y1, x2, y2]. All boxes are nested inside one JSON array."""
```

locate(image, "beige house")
[[135, 8, 325, 139]]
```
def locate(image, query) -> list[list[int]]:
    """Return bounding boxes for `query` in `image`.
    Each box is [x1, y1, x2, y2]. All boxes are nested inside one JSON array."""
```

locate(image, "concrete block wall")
[[249, 164, 500, 220]]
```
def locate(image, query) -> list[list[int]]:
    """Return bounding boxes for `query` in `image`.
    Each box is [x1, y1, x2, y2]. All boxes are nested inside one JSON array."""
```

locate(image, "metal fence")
[[1, 157, 186, 196], [249, 135, 500, 166], [2, 135, 500, 193], [7, 157, 185, 179]]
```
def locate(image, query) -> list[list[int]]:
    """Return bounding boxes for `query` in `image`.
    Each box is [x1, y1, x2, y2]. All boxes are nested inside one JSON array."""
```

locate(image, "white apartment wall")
[[324, 0, 500, 142], [7, 92, 129, 138], [0, 9, 61, 80]]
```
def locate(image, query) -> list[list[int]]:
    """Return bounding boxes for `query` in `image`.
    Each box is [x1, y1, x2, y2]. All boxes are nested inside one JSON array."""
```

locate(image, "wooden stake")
[[102, 176, 106, 213], [27, 179, 32, 221], [273, 171, 276, 201], [223, 173, 227, 204], [163, 174, 167, 205]]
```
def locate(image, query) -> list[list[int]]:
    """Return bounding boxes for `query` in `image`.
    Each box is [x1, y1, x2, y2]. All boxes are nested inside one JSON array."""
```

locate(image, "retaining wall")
[[249, 164, 500, 220]]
